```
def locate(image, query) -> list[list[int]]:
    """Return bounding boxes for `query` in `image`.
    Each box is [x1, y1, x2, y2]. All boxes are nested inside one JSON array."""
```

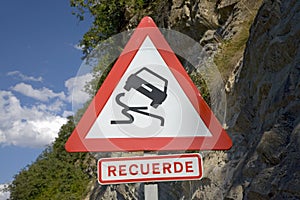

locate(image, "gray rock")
[[224, 0, 300, 199]]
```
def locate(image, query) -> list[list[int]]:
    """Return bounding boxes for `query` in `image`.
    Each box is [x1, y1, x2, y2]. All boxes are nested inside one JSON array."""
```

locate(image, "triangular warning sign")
[[65, 16, 232, 152]]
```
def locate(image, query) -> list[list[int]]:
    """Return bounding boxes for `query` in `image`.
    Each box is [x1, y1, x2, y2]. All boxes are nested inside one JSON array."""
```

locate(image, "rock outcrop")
[[224, 0, 300, 199]]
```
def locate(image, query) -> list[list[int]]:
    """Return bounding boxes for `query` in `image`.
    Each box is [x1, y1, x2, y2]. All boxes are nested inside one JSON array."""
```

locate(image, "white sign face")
[[85, 36, 212, 139], [98, 154, 203, 184], [65, 17, 232, 152]]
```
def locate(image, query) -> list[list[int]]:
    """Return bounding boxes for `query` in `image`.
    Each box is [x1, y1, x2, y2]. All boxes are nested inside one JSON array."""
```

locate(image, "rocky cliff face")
[[86, 0, 300, 199], [224, 0, 300, 199]]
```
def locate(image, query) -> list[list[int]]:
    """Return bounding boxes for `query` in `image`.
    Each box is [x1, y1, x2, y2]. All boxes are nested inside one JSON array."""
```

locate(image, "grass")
[[214, 20, 252, 80], [214, 1, 263, 80]]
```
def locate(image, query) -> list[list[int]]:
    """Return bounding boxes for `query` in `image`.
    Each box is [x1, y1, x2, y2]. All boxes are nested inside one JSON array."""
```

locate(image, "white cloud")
[[0, 71, 92, 148], [73, 43, 85, 51], [11, 73, 92, 108], [12, 83, 66, 102], [7, 71, 43, 82], [0, 184, 9, 200], [0, 91, 67, 148], [65, 73, 92, 106], [36, 99, 65, 113], [62, 110, 74, 118]]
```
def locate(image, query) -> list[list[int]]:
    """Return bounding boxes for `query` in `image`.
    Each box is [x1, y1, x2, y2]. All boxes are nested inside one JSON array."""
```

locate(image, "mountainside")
[[8, 0, 300, 199], [224, 0, 300, 198]]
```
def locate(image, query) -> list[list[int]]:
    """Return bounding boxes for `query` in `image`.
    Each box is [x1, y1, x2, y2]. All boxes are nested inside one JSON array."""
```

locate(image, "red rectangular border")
[[98, 153, 203, 184]]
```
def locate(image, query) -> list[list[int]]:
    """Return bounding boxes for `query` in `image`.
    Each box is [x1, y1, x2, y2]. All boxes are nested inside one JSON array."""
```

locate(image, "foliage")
[[189, 71, 210, 106], [84, 45, 120, 97], [9, 117, 94, 200], [214, 19, 252, 80], [70, 0, 151, 56], [177, 55, 211, 105]]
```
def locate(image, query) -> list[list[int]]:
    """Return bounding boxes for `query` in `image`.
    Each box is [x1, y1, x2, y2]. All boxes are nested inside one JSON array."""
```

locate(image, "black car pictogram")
[[123, 67, 168, 108], [111, 67, 168, 126]]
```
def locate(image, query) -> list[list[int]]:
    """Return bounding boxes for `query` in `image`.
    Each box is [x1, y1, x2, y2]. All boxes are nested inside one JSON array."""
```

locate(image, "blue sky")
[[0, 0, 92, 187]]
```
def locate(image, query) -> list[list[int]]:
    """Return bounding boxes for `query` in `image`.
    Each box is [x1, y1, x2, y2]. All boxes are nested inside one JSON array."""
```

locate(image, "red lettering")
[[108, 166, 116, 176], [185, 161, 194, 173], [152, 163, 160, 174], [119, 165, 127, 176], [129, 164, 138, 175], [174, 162, 183, 173], [141, 163, 150, 175], [162, 162, 172, 174]]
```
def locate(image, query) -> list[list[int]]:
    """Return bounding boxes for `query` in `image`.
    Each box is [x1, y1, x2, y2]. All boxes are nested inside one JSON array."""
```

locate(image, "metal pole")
[[145, 184, 158, 200], [144, 152, 158, 200]]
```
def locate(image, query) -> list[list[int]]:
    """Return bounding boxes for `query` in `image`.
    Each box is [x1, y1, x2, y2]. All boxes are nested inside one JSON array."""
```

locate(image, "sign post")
[[145, 184, 158, 200], [144, 152, 158, 200]]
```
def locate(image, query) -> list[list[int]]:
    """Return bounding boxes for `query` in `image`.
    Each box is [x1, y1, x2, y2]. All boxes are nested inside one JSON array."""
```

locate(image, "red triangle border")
[[65, 16, 232, 152]]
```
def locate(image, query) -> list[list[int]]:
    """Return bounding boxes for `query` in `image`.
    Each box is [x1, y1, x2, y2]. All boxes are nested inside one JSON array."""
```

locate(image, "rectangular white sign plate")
[[98, 153, 203, 184]]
